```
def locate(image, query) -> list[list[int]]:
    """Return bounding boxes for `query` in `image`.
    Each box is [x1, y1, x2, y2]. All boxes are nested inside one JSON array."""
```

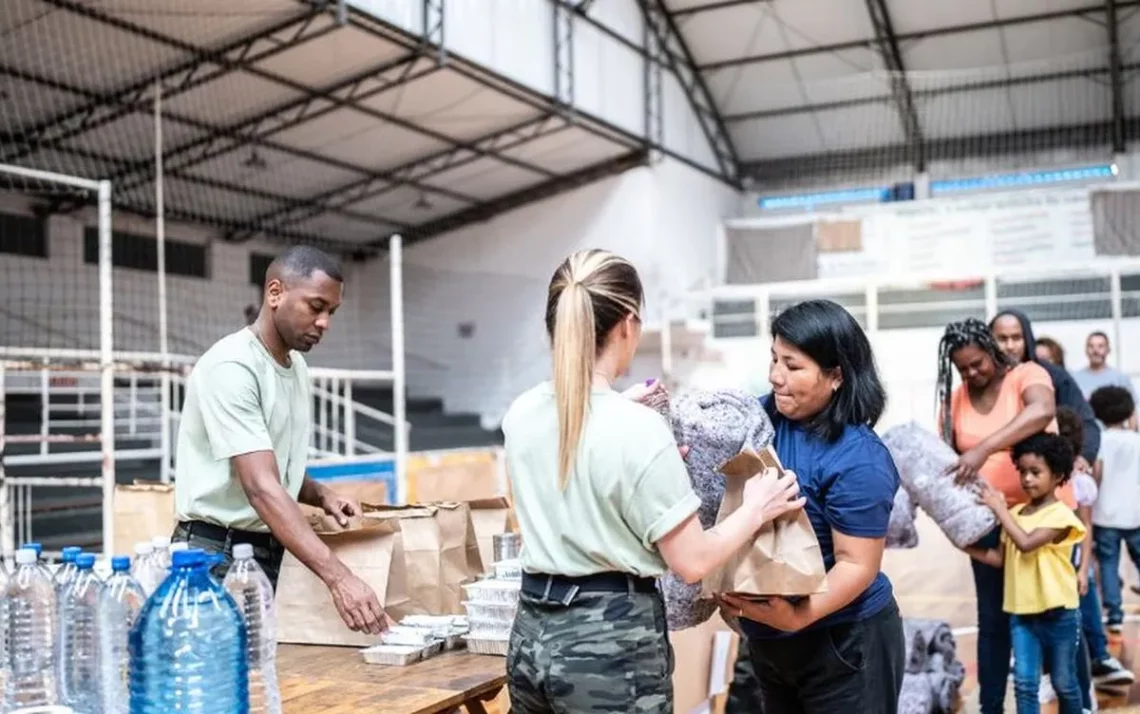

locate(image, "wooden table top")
[[278, 644, 508, 714]]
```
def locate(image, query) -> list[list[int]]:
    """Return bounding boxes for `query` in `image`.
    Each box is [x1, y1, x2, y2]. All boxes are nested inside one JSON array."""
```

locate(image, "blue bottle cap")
[[111, 555, 131, 572], [22, 542, 42, 556], [62, 546, 82, 563], [75, 553, 96, 570], [171, 548, 206, 568]]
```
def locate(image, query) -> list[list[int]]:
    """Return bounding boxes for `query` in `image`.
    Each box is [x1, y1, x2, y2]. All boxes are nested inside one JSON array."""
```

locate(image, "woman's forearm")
[[801, 560, 878, 626], [659, 507, 766, 585], [977, 402, 1054, 457]]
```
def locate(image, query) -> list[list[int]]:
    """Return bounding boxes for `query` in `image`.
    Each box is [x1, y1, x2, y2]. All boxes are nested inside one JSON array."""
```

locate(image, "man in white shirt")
[[1074, 331, 1135, 401]]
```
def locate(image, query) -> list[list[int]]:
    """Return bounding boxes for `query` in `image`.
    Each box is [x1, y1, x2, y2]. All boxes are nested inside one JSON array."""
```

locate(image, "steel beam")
[[1, 7, 335, 162], [700, 0, 1140, 71], [422, 0, 446, 63], [639, 0, 741, 185], [863, 0, 925, 171], [553, 1, 576, 109], [742, 118, 1140, 183], [644, 6, 664, 160], [228, 114, 569, 242], [376, 149, 651, 248], [725, 63, 1138, 122], [1107, 0, 1126, 153]]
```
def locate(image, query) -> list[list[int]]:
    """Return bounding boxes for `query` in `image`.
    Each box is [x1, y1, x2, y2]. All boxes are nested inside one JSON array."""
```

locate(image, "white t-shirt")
[[503, 382, 701, 578], [1092, 428, 1140, 530]]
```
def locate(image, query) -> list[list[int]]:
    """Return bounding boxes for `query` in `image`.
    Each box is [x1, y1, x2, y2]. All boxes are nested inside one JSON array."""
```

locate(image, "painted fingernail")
[[646, 378, 656, 386]]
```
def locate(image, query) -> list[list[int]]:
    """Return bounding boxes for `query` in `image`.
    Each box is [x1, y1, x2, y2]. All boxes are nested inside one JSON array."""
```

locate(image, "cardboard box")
[[112, 481, 174, 556], [670, 615, 740, 714]]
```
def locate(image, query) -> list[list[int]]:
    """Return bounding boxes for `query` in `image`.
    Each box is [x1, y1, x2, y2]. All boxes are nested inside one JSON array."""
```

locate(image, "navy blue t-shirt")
[[742, 395, 900, 639]]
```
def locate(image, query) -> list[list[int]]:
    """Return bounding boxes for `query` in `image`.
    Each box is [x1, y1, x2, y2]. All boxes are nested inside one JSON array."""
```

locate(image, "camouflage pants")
[[507, 588, 674, 713], [172, 521, 285, 589]]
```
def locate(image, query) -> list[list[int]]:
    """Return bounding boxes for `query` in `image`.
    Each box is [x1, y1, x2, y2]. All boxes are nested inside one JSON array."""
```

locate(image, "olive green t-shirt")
[[174, 327, 310, 532], [502, 382, 700, 578]]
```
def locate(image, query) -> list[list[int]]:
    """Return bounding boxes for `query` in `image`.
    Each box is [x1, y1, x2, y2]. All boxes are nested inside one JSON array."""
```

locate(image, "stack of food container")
[[463, 533, 522, 656], [360, 615, 469, 666]]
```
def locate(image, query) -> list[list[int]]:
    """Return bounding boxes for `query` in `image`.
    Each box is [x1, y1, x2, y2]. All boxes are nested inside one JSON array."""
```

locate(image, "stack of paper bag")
[[467, 497, 516, 573], [276, 507, 411, 647], [370, 502, 485, 615], [701, 446, 828, 600]]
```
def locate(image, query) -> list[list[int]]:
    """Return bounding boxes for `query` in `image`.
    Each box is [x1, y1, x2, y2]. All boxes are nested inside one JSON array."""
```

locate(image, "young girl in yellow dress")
[[966, 432, 1087, 714]]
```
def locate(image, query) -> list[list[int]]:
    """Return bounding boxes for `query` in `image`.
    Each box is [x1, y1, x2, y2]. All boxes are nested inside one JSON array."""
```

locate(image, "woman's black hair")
[[770, 299, 886, 442], [937, 318, 1010, 444], [1011, 432, 1074, 485]]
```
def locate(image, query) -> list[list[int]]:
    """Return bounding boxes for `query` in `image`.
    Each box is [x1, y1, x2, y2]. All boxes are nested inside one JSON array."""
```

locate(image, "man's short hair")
[[1088, 330, 1109, 344], [269, 245, 343, 286]]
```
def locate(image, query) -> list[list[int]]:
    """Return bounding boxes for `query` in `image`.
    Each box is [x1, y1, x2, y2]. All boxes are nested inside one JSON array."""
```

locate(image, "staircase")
[[2, 369, 502, 556]]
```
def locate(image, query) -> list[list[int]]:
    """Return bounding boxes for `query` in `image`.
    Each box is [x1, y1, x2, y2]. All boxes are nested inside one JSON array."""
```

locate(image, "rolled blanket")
[[899, 673, 935, 714], [881, 422, 997, 549], [907, 618, 957, 661], [944, 658, 966, 688], [926, 670, 958, 714], [888, 487, 919, 549], [647, 388, 775, 630], [903, 620, 930, 674]]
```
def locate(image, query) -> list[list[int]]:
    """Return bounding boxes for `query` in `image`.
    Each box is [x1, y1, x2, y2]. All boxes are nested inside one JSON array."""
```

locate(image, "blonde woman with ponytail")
[[502, 249, 805, 714]]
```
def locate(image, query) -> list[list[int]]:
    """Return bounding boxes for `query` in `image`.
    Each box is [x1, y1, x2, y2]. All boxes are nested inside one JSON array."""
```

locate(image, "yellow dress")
[[1001, 501, 1086, 615]]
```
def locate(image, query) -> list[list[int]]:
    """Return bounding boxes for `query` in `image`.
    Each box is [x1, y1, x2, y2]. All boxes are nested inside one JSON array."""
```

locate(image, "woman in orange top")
[[937, 318, 1060, 714]]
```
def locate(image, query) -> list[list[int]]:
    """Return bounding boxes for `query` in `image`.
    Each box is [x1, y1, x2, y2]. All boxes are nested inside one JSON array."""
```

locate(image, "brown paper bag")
[[112, 481, 174, 556], [275, 508, 411, 647], [369, 502, 484, 615], [468, 497, 514, 572], [702, 446, 828, 598]]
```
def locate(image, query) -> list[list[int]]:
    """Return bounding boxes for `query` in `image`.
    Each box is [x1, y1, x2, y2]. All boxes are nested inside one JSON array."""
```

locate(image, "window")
[[0, 212, 48, 258], [83, 228, 207, 278], [249, 252, 275, 286]]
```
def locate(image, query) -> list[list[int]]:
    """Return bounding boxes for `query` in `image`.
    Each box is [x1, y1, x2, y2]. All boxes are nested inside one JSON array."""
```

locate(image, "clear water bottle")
[[21, 543, 52, 582], [0, 559, 8, 697], [129, 548, 249, 714], [223, 544, 281, 714], [130, 543, 161, 596], [4, 548, 57, 709], [100, 556, 146, 714], [59, 553, 101, 712], [150, 536, 171, 571], [52, 547, 82, 591]]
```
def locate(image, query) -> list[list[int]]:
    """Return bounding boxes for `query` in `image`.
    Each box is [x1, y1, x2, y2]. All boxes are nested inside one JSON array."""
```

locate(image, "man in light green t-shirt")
[[173, 245, 387, 636]]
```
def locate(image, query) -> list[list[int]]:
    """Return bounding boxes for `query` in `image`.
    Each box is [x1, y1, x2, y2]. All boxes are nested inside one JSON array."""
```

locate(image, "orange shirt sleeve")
[[1012, 361, 1055, 394]]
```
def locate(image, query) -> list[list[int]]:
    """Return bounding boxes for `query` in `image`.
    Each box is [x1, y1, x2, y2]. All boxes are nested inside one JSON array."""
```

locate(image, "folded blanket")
[[888, 487, 919, 549], [899, 673, 935, 714], [927, 670, 958, 714], [881, 422, 997, 549], [908, 618, 957, 661], [649, 388, 775, 630], [903, 619, 929, 673]]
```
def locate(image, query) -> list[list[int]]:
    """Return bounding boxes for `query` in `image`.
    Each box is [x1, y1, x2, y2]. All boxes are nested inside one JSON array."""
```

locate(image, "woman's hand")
[[717, 593, 809, 632], [742, 468, 806, 524], [945, 446, 987, 485], [621, 379, 663, 404]]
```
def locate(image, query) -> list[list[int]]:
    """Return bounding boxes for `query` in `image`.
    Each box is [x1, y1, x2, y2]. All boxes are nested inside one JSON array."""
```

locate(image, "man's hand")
[[326, 570, 388, 635], [319, 489, 361, 528]]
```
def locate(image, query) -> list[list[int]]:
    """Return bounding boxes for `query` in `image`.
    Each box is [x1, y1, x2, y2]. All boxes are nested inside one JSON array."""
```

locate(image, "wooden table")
[[279, 644, 507, 714]]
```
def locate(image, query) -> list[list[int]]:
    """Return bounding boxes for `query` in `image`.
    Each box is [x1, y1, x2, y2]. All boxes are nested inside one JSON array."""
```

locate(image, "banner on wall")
[[814, 189, 1095, 279]]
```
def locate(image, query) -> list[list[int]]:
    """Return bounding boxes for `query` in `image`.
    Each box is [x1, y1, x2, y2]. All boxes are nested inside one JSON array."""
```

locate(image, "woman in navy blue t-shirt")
[[719, 299, 905, 713]]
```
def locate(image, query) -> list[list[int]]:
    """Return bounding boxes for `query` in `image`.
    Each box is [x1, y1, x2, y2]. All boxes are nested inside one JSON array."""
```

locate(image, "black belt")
[[522, 571, 658, 603], [179, 520, 278, 551]]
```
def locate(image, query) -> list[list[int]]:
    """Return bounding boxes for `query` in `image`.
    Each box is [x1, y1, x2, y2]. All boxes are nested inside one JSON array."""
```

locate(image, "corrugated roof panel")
[[918, 86, 1016, 139], [729, 114, 827, 160], [496, 126, 631, 174], [675, 4, 784, 66], [345, 186, 470, 225], [766, 0, 876, 47], [1008, 77, 1111, 130], [423, 157, 547, 201], [180, 147, 362, 200], [815, 102, 905, 151], [160, 71, 306, 126], [255, 24, 408, 88], [707, 60, 806, 116], [98, 0, 297, 49], [61, 114, 207, 162], [271, 110, 454, 173]]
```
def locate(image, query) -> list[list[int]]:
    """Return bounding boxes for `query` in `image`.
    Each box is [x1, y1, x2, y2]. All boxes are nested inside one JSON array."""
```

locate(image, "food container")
[[493, 533, 520, 562], [464, 601, 517, 623], [493, 558, 521, 580], [463, 578, 520, 606], [361, 644, 426, 666], [381, 626, 437, 647], [465, 636, 510, 657], [468, 618, 514, 640]]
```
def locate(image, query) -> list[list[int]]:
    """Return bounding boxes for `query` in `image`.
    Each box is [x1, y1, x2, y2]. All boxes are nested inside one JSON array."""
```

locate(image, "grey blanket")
[[887, 487, 919, 549], [899, 673, 935, 714], [648, 388, 775, 630], [901, 618, 965, 713], [903, 619, 929, 673], [881, 422, 997, 549], [908, 618, 957, 661]]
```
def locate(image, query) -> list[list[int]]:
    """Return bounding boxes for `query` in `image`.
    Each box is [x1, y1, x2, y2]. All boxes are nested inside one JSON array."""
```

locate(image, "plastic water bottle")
[[150, 536, 171, 571], [21, 543, 52, 581], [130, 543, 162, 596], [4, 548, 57, 709], [100, 556, 146, 714], [130, 548, 249, 714], [0, 560, 8, 697], [53, 547, 82, 591], [223, 544, 280, 714], [59, 553, 101, 712]]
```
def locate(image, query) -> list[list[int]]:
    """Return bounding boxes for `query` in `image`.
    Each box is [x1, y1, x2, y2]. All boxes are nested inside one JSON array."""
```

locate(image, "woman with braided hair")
[[938, 317, 1068, 714]]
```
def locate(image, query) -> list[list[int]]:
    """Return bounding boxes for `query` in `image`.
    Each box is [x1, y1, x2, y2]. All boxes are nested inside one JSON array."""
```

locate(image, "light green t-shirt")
[[174, 327, 310, 532], [502, 382, 700, 578]]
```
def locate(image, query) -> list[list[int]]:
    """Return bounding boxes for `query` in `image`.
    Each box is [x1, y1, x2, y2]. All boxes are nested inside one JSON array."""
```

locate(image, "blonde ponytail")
[[552, 280, 595, 488]]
